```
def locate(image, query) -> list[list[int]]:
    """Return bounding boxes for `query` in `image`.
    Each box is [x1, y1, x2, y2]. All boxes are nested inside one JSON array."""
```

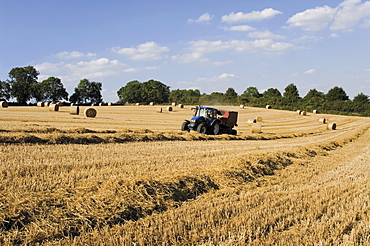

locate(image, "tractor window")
[[196, 108, 207, 118]]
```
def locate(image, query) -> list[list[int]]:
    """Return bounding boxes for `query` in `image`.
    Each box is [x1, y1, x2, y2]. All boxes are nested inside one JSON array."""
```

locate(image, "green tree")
[[8, 66, 39, 104], [326, 86, 349, 101], [303, 89, 325, 100], [242, 86, 262, 98], [0, 80, 11, 100], [353, 92, 369, 104], [263, 88, 282, 98], [40, 77, 69, 102], [70, 79, 103, 104], [224, 87, 238, 104], [169, 89, 200, 105], [141, 80, 170, 104], [283, 83, 300, 101], [117, 80, 143, 104]]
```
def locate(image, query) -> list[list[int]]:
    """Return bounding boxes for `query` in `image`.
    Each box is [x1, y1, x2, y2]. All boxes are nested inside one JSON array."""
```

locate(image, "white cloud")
[[331, 0, 370, 30], [222, 8, 282, 23], [225, 25, 255, 31], [172, 39, 296, 63], [287, 5, 337, 31], [365, 68, 370, 72], [303, 68, 317, 74], [197, 73, 238, 82], [55, 51, 96, 59], [213, 60, 234, 66], [188, 13, 214, 23], [35, 58, 129, 86], [248, 30, 285, 39], [113, 41, 169, 60], [287, 0, 370, 31]]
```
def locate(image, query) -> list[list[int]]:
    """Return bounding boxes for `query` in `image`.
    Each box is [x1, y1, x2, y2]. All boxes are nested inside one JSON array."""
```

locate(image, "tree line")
[[1, 66, 369, 116]]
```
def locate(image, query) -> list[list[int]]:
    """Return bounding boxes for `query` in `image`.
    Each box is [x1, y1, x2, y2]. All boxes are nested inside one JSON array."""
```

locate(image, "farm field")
[[0, 104, 370, 245]]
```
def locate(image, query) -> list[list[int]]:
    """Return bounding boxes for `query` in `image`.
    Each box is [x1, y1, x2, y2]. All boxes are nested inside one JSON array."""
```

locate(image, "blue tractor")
[[181, 106, 238, 135]]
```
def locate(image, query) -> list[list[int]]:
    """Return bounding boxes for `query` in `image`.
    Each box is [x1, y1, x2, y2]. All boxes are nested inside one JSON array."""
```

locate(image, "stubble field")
[[0, 104, 370, 245]]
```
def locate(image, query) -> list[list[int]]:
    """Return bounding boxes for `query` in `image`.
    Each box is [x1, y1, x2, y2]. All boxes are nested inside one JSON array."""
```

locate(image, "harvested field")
[[0, 105, 369, 245]]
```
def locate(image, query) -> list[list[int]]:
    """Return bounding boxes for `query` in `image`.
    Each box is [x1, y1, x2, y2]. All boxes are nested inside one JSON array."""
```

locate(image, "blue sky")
[[1, 0, 370, 102]]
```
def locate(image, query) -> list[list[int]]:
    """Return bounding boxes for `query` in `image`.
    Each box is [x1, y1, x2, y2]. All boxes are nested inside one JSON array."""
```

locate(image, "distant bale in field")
[[247, 119, 257, 125], [69, 106, 80, 115], [150, 102, 155, 106], [37, 101, 44, 107], [136, 103, 140, 106], [44, 102, 50, 107], [99, 102, 104, 106], [108, 102, 112, 106], [297, 110, 301, 114], [166, 106, 173, 112], [255, 116, 263, 122], [266, 105, 271, 109], [91, 103, 95, 106], [56, 102, 63, 106], [327, 122, 337, 130], [319, 118, 326, 124], [313, 109, 319, 114], [300, 111, 307, 116], [0, 101, 8, 108], [49, 103, 59, 111], [240, 105, 245, 109], [178, 104, 184, 108], [172, 102, 176, 106], [251, 123, 262, 133], [84, 108, 97, 118], [156, 107, 162, 113]]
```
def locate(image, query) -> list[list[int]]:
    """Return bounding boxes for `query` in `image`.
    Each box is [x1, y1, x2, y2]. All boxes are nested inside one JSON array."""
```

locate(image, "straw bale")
[[297, 110, 301, 114], [247, 119, 257, 125], [166, 106, 173, 112], [300, 111, 307, 116], [99, 103, 104, 106], [172, 102, 176, 106], [251, 123, 262, 133], [178, 104, 184, 108], [69, 106, 80, 115], [44, 102, 50, 107], [37, 101, 44, 107], [49, 103, 59, 111], [240, 105, 245, 109], [156, 107, 163, 113], [56, 102, 63, 106], [327, 122, 337, 130], [84, 108, 97, 117], [0, 101, 8, 108], [255, 116, 263, 122], [313, 109, 319, 114], [136, 103, 140, 106], [108, 102, 112, 106], [150, 102, 155, 106], [319, 118, 326, 124], [266, 105, 271, 109]]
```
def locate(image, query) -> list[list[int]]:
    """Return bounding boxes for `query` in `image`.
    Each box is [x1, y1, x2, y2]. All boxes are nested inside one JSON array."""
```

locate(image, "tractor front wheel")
[[197, 123, 207, 134], [181, 121, 190, 132]]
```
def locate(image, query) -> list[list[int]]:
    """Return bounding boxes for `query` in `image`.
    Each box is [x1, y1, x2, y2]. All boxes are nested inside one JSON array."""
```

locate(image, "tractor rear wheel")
[[197, 123, 207, 134], [211, 122, 220, 135]]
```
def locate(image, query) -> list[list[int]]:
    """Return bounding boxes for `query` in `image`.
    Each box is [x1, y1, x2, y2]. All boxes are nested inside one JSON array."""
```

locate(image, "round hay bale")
[[84, 107, 97, 118], [108, 102, 112, 106], [266, 105, 271, 109], [166, 106, 173, 112], [240, 105, 245, 109], [91, 103, 95, 106], [178, 104, 184, 108], [69, 106, 80, 115], [49, 103, 59, 111], [319, 118, 326, 124], [251, 123, 262, 133], [247, 119, 257, 125], [0, 101, 8, 108], [56, 102, 63, 106], [44, 102, 50, 107], [255, 116, 263, 122], [156, 107, 163, 113], [37, 101, 44, 107], [172, 102, 176, 106], [300, 111, 307, 116], [136, 103, 140, 106], [313, 109, 319, 114], [149, 102, 155, 106], [99, 102, 103, 106], [327, 122, 337, 130], [297, 110, 301, 114]]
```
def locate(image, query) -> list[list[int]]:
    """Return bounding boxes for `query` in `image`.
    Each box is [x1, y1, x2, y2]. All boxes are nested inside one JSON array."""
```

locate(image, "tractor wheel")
[[211, 122, 220, 135], [197, 123, 207, 134], [181, 121, 190, 132]]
